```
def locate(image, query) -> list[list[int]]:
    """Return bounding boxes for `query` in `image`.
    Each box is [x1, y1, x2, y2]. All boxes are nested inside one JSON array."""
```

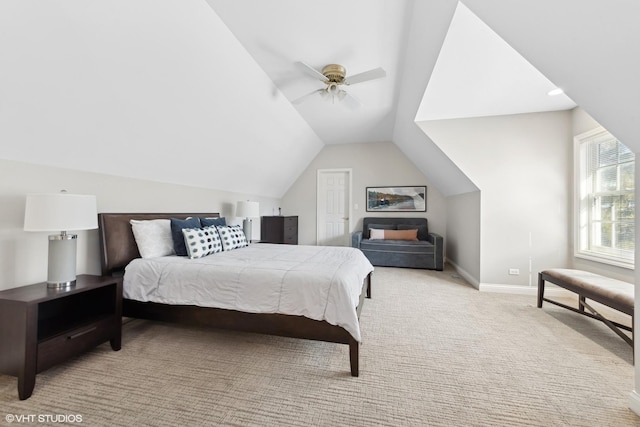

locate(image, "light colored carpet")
[[1, 266, 637, 426]]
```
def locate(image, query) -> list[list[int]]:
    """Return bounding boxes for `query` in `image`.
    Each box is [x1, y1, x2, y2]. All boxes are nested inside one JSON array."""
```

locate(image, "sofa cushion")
[[360, 239, 435, 255]]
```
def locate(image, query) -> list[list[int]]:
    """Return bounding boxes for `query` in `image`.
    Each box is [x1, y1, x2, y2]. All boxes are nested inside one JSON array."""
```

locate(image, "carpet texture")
[[0, 266, 637, 426]]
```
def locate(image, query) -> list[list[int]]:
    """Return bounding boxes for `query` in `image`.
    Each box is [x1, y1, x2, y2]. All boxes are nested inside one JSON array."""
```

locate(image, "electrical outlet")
[[508, 268, 520, 275]]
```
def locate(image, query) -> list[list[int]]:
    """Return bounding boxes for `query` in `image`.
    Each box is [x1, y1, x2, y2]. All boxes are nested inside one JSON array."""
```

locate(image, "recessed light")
[[548, 88, 564, 96]]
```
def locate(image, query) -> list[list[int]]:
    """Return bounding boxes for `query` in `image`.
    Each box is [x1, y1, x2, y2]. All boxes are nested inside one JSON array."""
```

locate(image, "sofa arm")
[[352, 231, 363, 248], [427, 232, 444, 271]]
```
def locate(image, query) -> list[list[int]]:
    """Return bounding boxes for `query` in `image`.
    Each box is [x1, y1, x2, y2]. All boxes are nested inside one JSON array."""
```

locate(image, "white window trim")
[[573, 126, 634, 269]]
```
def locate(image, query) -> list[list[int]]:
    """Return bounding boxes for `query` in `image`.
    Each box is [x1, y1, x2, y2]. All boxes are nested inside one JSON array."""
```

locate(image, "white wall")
[[420, 110, 572, 287], [280, 142, 446, 246], [446, 190, 481, 287], [0, 159, 279, 290]]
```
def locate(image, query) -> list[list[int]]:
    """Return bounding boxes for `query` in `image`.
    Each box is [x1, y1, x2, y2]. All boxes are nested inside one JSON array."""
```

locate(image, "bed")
[[98, 212, 373, 376]]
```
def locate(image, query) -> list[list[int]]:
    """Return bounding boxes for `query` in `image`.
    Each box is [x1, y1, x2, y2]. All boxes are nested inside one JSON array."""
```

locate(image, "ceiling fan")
[[292, 62, 386, 109]]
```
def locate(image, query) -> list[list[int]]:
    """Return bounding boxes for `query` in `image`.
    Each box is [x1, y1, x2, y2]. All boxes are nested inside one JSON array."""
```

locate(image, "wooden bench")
[[537, 269, 634, 349]]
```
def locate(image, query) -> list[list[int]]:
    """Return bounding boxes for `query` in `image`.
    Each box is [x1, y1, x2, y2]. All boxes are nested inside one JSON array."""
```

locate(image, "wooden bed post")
[[349, 338, 359, 377]]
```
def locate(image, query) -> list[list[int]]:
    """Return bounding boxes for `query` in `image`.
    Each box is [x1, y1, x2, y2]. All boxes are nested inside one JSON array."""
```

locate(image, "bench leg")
[[581, 299, 633, 347], [537, 273, 545, 308], [579, 295, 586, 312]]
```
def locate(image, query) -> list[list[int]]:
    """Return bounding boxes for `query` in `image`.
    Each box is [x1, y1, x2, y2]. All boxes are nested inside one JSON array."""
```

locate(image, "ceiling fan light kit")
[[293, 61, 386, 109]]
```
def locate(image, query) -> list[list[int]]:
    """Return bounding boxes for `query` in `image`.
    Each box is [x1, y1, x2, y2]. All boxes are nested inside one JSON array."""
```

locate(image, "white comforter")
[[123, 244, 374, 341]]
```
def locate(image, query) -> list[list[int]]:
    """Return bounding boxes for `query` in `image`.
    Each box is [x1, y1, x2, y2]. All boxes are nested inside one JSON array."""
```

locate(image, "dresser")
[[261, 216, 298, 244]]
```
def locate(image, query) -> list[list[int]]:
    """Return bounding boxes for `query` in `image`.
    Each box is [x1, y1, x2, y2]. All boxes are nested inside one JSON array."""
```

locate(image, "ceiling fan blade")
[[295, 61, 328, 82], [342, 91, 362, 110], [345, 67, 386, 85], [292, 88, 325, 105]]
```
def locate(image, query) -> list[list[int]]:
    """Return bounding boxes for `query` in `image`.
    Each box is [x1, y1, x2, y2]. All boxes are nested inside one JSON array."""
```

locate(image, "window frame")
[[574, 126, 635, 269]]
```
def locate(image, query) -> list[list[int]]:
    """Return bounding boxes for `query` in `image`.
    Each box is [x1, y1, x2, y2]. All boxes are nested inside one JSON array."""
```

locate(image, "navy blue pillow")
[[170, 217, 201, 256], [200, 217, 226, 227]]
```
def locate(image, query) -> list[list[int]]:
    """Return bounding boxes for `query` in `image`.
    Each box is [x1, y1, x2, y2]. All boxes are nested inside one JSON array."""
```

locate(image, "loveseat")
[[351, 217, 444, 270]]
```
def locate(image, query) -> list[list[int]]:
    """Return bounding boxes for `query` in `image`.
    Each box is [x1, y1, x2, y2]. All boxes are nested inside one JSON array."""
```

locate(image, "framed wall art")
[[366, 186, 426, 212]]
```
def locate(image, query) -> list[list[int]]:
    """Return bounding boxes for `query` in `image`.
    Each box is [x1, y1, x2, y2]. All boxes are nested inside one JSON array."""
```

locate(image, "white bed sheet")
[[123, 243, 374, 341]]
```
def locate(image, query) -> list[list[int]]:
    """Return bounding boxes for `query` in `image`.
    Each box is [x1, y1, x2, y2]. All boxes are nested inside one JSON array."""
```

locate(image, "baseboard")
[[628, 391, 640, 417], [448, 261, 479, 289], [479, 283, 573, 297], [447, 261, 573, 297], [480, 283, 538, 294]]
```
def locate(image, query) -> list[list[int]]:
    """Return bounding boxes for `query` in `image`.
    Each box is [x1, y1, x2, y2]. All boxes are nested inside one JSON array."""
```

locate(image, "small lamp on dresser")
[[236, 200, 260, 243], [23, 191, 98, 289]]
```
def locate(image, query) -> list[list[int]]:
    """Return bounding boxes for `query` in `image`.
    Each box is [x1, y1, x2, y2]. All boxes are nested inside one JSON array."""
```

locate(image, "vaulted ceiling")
[[0, 1, 638, 199]]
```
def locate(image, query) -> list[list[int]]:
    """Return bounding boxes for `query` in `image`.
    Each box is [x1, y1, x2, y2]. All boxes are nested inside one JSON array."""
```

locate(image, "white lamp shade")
[[24, 193, 98, 232], [236, 201, 259, 218]]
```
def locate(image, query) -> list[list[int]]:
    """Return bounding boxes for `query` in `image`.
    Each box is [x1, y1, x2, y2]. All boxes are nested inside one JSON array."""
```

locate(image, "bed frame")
[[97, 212, 371, 376]]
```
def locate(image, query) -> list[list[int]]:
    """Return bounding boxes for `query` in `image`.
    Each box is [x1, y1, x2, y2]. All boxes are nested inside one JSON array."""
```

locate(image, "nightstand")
[[0, 274, 122, 400]]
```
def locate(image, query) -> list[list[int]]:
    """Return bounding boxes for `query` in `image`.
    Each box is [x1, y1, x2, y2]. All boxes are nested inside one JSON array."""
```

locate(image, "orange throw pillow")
[[369, 228, 419, 241], [385, 229, 418, 240]]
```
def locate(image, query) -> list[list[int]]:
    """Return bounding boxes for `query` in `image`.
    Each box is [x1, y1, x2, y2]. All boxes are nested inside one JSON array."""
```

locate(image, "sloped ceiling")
[[207, 0, 408, 145], [463, 0, 640, 151], [417, 2, 575, 121], [0, 0, 639, 199], [0, 0, 323, 199]]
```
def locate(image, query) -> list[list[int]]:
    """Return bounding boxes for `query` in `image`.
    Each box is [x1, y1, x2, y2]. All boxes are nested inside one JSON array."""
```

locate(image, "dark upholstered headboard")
[[98, 213, 220, 276]]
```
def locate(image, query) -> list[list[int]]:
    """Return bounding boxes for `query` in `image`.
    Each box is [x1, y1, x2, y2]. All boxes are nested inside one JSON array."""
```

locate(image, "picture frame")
[[366, 186, 426, 212]]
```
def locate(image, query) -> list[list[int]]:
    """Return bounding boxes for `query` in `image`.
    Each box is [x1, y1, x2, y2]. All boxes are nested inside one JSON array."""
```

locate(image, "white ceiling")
[[416, 2, 575, 121], [209, 0, 575, 142], [1, 0, 638, 199], [207, 0, 407, 145]]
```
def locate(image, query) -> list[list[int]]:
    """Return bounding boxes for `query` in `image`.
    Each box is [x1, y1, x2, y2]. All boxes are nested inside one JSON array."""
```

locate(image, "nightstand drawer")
[[37, 317, 115, 372]]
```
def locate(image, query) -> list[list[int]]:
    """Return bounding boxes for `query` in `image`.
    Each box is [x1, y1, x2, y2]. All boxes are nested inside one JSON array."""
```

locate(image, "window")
[[576, 127, 634, 268]]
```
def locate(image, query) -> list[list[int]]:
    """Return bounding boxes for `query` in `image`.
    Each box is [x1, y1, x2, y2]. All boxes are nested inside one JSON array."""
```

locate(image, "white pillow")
[[182, 226, 223, 259], [216, 225, 248, 251], [369, 229, 385, 240], [130, 219, 176, 258]]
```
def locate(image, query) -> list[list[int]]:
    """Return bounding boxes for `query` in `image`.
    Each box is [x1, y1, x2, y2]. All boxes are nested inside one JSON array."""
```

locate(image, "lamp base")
[[243, 218, 252, 243], [47, 233, 78, 289], [47, 280, 77, 289]]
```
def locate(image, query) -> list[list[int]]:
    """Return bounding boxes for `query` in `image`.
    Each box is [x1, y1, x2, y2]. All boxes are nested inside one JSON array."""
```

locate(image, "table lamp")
[[24, 192, 98, 289], [236, 201, 259, 242]]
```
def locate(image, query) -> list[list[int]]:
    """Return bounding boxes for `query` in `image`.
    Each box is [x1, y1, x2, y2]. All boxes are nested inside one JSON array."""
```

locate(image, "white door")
[[317, 169, 351, 246]]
